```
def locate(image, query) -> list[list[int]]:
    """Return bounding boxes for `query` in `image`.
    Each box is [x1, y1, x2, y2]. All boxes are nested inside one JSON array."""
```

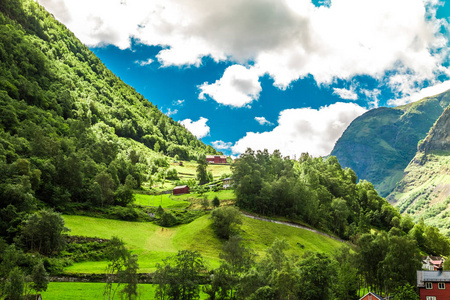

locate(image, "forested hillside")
[[0, 0, 219, 241], [331, 90, 450, 196]]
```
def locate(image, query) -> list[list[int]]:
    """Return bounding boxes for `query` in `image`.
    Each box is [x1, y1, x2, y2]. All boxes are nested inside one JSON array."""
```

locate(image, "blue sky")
[[39, 0, 450, 158]]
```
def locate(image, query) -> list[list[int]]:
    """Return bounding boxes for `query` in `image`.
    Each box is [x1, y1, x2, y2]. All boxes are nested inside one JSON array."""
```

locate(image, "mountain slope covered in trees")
[[0, 0, 219, 241], [388, 105, 450, 234], [331, 90, 450, 197]]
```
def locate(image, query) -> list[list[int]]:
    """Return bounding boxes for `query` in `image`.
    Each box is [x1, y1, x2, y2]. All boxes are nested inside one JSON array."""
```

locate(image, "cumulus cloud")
[[199, 65, 262, 107], [232, 102, 367, 157], [255, 116, 274, 126], [333, 87, 358, 100], [211, 140, 233, 150], [387, 79, 450, 106], [38, 0, 449, 98], [179, 117, 210, 139]]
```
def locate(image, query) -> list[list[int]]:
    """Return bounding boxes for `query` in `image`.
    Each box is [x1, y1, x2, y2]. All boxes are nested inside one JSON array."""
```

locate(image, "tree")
[[19, 209, 69, 255], [31, 260, 49, 298], [211, 207, 242, 239], [196, 155, 209, 185], [5, 267, 24, 300], [201, 196, 209, 211], [212, 196, 220, 208], [298, 252, 336, 300], [154, 250, 207, 300], [95, 172, 115, 207], [393, 284, 420, 300], [119, 254, 139, 300], [104, 236, 135, 300]]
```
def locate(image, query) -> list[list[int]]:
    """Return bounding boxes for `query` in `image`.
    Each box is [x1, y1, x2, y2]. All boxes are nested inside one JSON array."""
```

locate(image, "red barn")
[[173, 185, 190, 195], [359, 292, 384, 300], [206, 155, 227, 164], [417, 269, 450, 300]]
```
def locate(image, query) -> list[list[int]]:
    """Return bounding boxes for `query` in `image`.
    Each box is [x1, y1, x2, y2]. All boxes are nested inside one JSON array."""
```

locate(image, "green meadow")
[[40, 282, 209, 300], [63, 213, 344, 273], [172, 160, 231, 180]]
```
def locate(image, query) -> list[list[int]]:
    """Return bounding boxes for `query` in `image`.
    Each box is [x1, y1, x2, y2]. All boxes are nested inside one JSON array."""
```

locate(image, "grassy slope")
[[390, 153, 450, 234], [63, 213, 344, 273], [40, 282, 209, 300], [172, 161, 231, 180]]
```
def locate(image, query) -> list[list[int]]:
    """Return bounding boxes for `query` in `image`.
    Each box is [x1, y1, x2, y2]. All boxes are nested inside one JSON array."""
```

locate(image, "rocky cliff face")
[[418, 105, 450, 154], [331, 90, 450, 197]]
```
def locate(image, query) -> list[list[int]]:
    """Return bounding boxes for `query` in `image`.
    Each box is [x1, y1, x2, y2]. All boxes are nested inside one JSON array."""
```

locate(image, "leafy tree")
[[104, 236, 130, 300], [119, 254, 139, 300], [31, 260, 49, 297], [212, 195, 220, 208], [211, 207, 242, 239], [196, 155, 209, 185], [393, 284, 420, 300], [19, 209, 68, 255], [160, 211, 178, 227], [5, 267, 24, 300], [154, 250, 207, 300], [201, 196, 209, 211]]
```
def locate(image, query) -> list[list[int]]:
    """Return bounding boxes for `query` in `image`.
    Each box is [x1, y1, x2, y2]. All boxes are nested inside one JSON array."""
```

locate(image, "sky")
[[38, 0, 450, 158]]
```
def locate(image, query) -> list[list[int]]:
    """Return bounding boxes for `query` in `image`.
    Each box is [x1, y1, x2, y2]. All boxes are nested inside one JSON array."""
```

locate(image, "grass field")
[[172, 161, 231, 180], [133, 189, 237, 210], [40, 282, 209, 300], [63, 212, 344, 273], [134, 193, 190, 209]]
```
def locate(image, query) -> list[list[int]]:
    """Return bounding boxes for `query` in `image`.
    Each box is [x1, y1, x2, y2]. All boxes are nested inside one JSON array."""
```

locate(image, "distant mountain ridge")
[[331, 90, 450, 197]]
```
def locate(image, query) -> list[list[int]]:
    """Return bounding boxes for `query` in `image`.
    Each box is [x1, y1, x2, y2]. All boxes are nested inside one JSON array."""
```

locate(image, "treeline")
[[0, 0, 219, 241], [231, 149, 450, 255], [154, 234, 421, 300]]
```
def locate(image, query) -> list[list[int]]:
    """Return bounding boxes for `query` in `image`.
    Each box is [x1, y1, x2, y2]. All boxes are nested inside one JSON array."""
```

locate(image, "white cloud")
[[255, 116, 274, 126], [38, 0, 449, 96], [211, 140, 233, 150], [387, 79, 450, 106], [199, 65, 262, 107], [135, 58, 153, 66], [173, 99, 185, 106], [165, 108, 178, 116], [333, 87, 358, 100], [179, 117, 210, 139], [232, 102, 367, 157], [362, 89, 382, 108]]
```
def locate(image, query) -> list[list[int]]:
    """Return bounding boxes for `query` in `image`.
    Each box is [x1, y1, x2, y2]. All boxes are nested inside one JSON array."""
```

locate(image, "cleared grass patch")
[[134, 193, 190, 209], [63, 213, 345, 274], [40, 282, 209, 300]]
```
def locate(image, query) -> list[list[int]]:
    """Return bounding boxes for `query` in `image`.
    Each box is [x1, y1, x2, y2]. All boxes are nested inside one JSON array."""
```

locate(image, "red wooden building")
[[173, 185, 190, 195], [206, 155, 227, 164], [417, 270, 450, 300], [359, 292, 384, 300]]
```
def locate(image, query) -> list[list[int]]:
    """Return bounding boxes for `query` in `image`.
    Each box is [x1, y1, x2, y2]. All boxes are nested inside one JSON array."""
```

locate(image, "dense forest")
[[0, 0, 220, 242]]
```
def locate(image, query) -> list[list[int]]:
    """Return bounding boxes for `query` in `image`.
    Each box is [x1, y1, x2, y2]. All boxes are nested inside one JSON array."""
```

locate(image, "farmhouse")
[[359, 292, 384, 300], [417, 269, 450, 300], [206, 155, 227, 164], [173, 185, 190, 195], [222, 177, 233, 189], [423, 256, 445, 271]]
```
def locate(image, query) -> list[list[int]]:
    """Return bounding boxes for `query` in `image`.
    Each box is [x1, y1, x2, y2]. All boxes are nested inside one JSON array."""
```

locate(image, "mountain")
[[331, 90, 450, 196], [388, 105, 450, 234], [0, 0, 219, 239]]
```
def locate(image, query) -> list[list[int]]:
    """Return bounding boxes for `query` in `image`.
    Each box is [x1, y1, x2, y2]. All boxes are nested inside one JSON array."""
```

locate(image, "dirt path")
[[242, 213, 347, 243]]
